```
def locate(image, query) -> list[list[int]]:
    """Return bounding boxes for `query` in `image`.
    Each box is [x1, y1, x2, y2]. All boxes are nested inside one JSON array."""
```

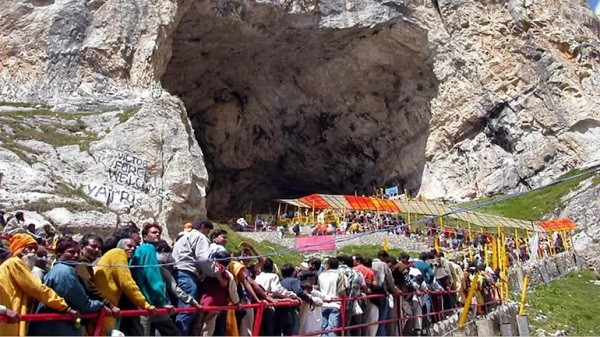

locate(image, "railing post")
[[340, 297, 347, 336], [439, 292, 444, 321], [458, 276, 479, 329], [252, 302, 265, 336], [398, 293, 403, 336], [519, 275, 530, 316], [93, 307, 106, 336]]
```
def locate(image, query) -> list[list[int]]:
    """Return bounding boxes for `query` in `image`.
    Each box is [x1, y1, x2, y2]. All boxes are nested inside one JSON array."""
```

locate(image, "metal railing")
[[0, 288, 503, 336]]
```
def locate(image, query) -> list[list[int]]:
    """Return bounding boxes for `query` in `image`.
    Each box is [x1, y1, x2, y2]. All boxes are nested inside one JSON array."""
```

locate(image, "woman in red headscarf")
[[0, 233, 78, 336]]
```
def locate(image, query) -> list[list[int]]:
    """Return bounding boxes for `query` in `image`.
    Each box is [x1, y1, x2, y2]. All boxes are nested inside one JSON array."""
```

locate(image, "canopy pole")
[[483, 225, 490, 268], [436, 204, 444, 234], [467, 213, 474, 261], [276, 202, 282, 226], [491, 232, 498, 270], [293, 206, 297, 224], [247, 201, 252, 224], [499, 227, 508, 298], [514, 229, 521, 266]]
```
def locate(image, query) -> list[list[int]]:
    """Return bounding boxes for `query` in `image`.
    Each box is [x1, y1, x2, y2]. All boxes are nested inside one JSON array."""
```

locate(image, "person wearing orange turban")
[[8, 233, 38, 257], [0, 233, 77, 336]]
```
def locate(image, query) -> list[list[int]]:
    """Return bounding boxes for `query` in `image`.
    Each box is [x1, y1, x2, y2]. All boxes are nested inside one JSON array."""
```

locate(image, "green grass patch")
[[0, 101, 50, 109], [53, 183, 108, 211], [214, 224, 304, 267], [3, 119, 99, 152], [117, 106, 141, 123], [526, 269, 600, 335], [337, 244, 419, 259], [0, 108, 101, 120], [0, 140, 41, 165], [62, 118, 87, 133], [458, 170, 600, 220], [22, 182, 109, 213], [26, 198, 105, 213], [73, 187, 109, 210]]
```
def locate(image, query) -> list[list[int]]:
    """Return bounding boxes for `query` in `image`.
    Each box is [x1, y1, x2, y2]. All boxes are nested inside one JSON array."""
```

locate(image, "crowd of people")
[[303, 210, 565, 269], [0, 211, 511, 337]]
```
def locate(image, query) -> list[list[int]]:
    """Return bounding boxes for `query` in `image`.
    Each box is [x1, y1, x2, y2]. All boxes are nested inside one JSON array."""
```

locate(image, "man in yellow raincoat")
[[0, 233, 79, 336], [94, 238, 157, 335]]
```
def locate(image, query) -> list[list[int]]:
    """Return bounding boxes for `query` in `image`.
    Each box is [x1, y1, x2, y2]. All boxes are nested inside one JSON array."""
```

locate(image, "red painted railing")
[[0, 289, 502, 336]]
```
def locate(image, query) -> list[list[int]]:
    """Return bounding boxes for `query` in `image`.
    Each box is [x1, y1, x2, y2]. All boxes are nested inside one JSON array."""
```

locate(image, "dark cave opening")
[[161, 3, 439, 217]]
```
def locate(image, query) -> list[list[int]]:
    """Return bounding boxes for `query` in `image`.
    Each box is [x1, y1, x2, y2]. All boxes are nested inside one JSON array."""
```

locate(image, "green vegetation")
[[26, 199, 104, 213], [0, 118, 99, 152], [0, 108, 101, 120], [0, 101, 50, 109], [63, 118, 87, 133], [0, 140, 40, 165], [214, 224, 304, 267], [337, 244, 419, 259], [53, 183, 108, 211], [24, 183, 108, 214], [526, 269, 600, 335], [0, 104, 133, 153], [18, 177, 111, 213], [458, 169, 600, 220], [117, 106, 141, 123]]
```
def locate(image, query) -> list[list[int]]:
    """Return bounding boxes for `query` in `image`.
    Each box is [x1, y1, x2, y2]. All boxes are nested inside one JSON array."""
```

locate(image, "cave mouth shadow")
[[161, 5, 439, 218]]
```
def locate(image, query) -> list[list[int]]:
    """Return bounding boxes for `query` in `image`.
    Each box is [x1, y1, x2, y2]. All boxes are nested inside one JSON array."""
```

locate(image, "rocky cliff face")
[[420, 0, 600, 202], [0, 0, 208, 236], [160, 0, 600, 214], [161, 1, 439, 213], [559, 177, 600, 269], [0, 0, 598, 238]]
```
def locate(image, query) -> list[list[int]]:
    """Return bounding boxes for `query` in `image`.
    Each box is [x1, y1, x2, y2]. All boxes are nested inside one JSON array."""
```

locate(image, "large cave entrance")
[[161, 3, 438, 217]]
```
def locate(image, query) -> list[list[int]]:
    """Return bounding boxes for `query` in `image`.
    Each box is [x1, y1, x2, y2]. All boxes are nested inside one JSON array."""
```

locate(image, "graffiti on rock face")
[[84, 152, 171, 208], [85, 183, 144, 208], [108, 153, 149, 190]]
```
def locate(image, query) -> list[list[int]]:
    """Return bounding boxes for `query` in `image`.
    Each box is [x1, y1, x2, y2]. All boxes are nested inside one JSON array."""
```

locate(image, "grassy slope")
[[459, 170, 600, 220], [337, 244, 420, 259], [214, 224, 304, 267], [526, 269, 600, 335]]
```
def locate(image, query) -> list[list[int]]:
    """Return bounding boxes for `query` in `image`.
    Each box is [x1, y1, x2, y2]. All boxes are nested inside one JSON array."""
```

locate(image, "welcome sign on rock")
[[85, 151, 170, 209]]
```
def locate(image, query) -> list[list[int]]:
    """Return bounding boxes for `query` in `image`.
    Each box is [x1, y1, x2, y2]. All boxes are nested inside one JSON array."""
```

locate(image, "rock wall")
[[161, 2, 439, 214], [0, 97, 207, 237], [430, 302, 519, 337], [160, 0, 600, 215], [507, 251, 581, 290], [558, 180, 600, 269], [0, 0, 599, 237], [0, 0, 207, 236], [419, 0, 600, 201]]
